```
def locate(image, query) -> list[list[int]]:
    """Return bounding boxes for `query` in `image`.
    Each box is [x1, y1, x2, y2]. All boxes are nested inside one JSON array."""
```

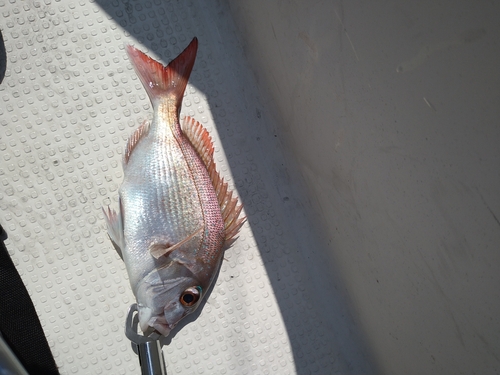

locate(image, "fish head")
[[136, 259, 212, 336]]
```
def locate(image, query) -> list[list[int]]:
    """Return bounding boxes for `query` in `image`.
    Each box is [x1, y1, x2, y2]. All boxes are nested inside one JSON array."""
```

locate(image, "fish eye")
[[180, 286, 202, 307]]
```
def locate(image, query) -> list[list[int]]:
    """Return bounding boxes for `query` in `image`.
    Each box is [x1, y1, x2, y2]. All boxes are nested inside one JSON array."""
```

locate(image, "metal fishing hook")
[[125, 304, 166, 375]]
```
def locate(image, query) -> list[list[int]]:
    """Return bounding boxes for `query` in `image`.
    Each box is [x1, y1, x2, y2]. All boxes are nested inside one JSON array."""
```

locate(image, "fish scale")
[[125, 132, 202, 250], [174, 119, 225, 263]]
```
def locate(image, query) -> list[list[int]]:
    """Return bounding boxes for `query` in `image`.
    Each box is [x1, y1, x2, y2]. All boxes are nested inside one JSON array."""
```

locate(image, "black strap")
[[0, 28, 6, 84], [0, 225, 60, 375]]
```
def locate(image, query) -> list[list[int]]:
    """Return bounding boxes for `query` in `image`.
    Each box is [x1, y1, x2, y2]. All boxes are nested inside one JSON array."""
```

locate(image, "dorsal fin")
[[124, 119, 150, 164], [182, 116, 246, 243], [181, 116, 215, 168]]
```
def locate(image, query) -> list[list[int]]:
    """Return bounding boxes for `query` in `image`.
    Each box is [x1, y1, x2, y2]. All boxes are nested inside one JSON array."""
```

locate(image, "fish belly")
[[119, 131, 204, 291]]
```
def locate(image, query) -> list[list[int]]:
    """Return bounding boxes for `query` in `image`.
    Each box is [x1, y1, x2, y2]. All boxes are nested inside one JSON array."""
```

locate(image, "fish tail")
[[126, 37, 198, 107]]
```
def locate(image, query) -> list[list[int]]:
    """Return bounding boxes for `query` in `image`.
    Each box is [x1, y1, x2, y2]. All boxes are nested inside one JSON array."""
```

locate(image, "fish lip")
[[149, 315, 174, 337], [137, 305, 173, 336]]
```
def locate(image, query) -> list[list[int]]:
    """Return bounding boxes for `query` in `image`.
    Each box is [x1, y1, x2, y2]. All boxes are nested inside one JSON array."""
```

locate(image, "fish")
[[103, 37, 245, 336]]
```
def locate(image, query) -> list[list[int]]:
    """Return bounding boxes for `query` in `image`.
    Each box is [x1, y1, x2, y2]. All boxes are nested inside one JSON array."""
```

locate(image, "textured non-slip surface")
[[0, 1, 371, 374]]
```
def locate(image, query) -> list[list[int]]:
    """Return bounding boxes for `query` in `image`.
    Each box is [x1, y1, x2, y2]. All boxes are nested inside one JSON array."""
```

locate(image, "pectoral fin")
[[149, 227, 203, 259], [102, 200, 125, 259]]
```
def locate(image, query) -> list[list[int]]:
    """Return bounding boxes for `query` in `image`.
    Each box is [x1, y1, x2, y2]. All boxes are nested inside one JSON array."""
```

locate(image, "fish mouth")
[[149, 315, 173, 336], [138, 306, 174, 336], [140, 315, 173, 336]]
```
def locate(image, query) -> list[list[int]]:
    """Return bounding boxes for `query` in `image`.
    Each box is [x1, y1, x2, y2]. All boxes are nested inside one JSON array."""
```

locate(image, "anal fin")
[[124, 119, 150, 164]]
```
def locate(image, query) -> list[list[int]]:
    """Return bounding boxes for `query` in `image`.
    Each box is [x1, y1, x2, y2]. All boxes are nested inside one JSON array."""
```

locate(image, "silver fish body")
[[103, 38, 244, 336]]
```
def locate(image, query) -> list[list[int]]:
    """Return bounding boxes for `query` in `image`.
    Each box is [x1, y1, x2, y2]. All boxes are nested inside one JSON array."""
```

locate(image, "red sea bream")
[[103, 38, 245, 336]]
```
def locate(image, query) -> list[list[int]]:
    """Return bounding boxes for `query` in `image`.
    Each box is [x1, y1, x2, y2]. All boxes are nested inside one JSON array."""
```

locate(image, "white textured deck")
[[0, 1, 372, 374]]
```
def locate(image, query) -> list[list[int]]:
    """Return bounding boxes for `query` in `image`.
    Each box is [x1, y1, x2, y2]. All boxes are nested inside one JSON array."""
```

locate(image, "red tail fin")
[[126, 37, 198, 107]]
